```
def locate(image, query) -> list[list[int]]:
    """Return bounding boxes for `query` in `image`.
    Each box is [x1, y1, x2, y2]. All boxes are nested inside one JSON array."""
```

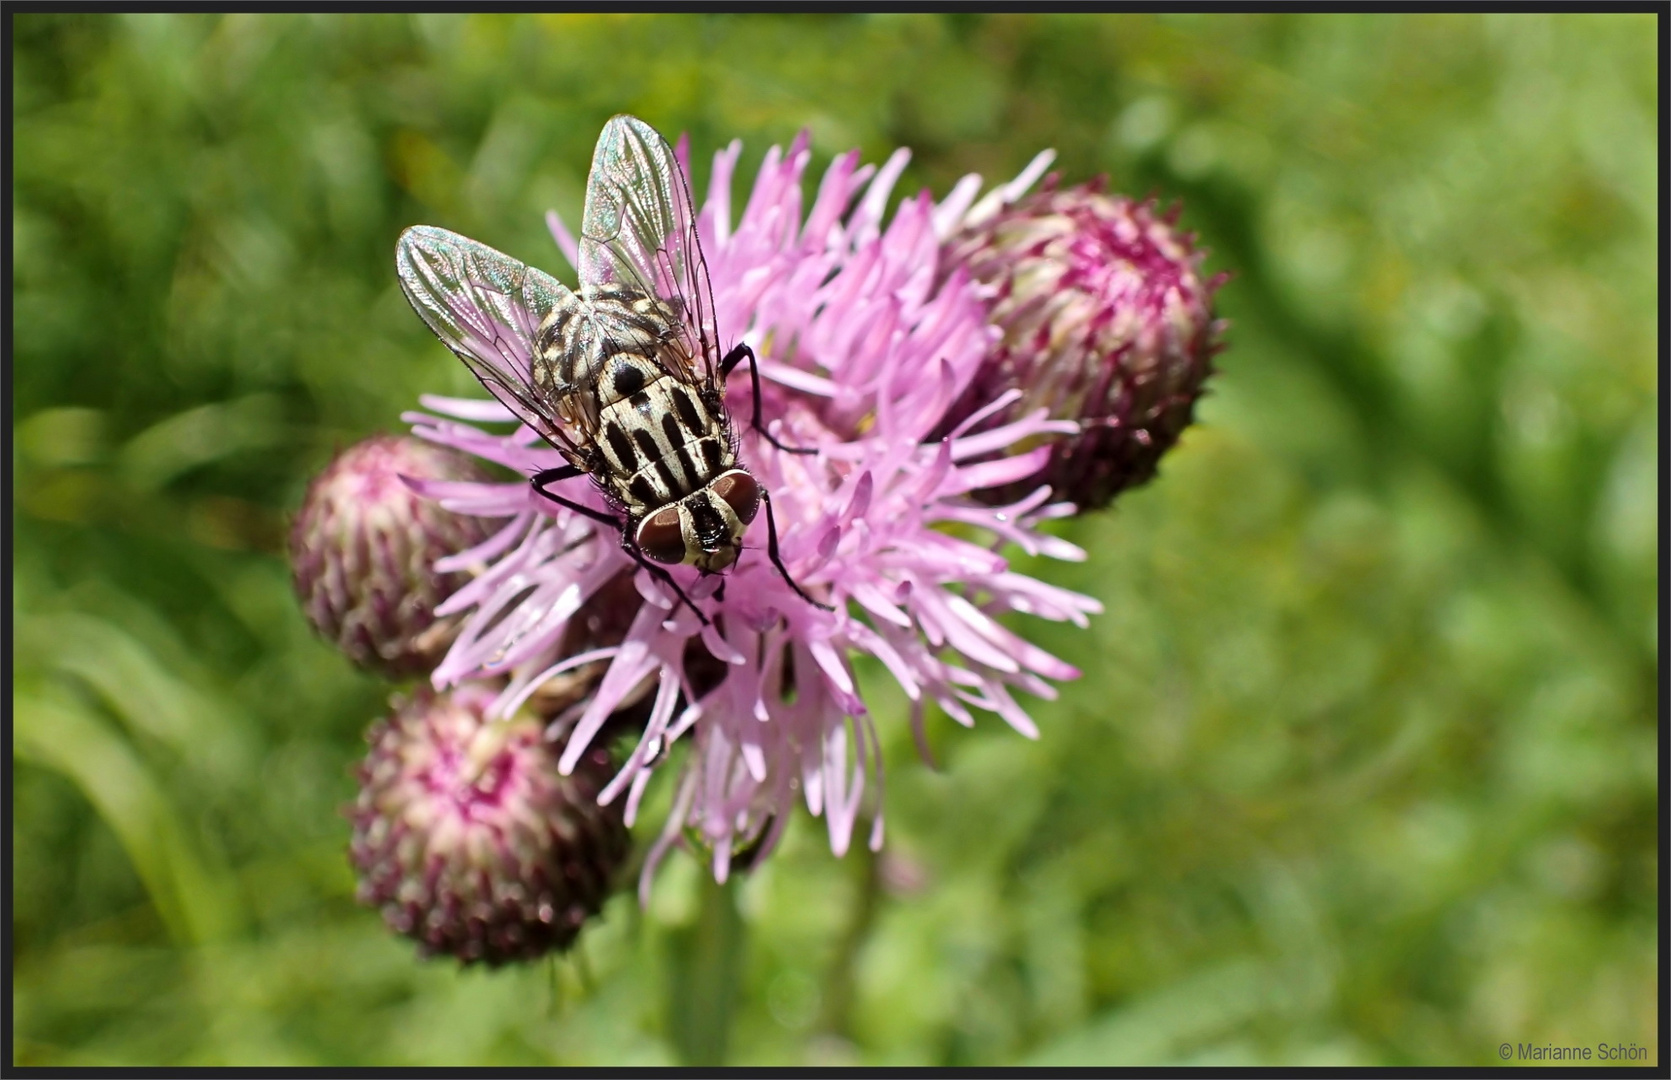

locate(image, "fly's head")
[[635, 470, 761, 575]]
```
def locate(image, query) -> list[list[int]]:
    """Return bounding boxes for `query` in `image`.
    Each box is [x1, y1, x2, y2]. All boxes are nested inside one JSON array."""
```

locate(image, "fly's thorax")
[[635, 470, 761, 573], [588, 287, 682, 363], [595, 358, 735, 513], [530, 287, 681, 413]]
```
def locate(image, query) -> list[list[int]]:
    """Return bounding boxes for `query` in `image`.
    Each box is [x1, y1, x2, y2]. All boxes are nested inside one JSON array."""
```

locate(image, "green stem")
[[818, 841, 881, 1038], [667, 871, 746, 1066]]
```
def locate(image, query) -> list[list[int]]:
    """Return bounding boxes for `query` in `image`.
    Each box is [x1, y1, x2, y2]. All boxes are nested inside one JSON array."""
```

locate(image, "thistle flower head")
[[938, 180, 1224, 509], [404, 129, 1101, 889], [290, 435, 498, 678], [348, 682, 629, 964]]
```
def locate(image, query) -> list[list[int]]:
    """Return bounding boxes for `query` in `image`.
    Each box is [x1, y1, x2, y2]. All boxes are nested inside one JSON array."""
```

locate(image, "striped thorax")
[[534, 285, 761, 574]]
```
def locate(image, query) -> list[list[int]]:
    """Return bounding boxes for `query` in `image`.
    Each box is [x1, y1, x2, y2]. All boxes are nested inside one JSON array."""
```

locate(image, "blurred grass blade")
[[19, 611, 254, 779], [1022, 957, 1276, 1065], [118, 393, 285, 492], [16, 406, 109, 467], [15, 691, 242, 945]]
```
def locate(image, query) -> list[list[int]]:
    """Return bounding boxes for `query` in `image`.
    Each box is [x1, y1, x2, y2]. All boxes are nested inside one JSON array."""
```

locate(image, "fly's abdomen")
[[594, 355, 733, 511]]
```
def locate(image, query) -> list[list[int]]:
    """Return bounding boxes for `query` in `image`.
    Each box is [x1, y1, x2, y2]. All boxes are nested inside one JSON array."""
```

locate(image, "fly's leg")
[[532, 466, 621, 528], [760, 487, 833, 612], [720, 343, 816, 456], [715, 349, 827, 611], [530, 466, 709, 626], [616, 530, 709, 626]]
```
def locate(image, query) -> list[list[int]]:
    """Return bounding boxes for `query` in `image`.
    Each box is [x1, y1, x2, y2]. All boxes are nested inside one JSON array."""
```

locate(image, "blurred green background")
[[12, 12, 1658, 1067]]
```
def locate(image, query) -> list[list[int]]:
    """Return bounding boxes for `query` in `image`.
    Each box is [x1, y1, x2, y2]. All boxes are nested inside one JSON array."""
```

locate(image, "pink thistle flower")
[[402, 127, 1099, 892]]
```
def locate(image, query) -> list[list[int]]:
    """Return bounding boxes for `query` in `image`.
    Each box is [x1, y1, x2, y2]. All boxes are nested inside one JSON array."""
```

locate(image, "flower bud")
[[348, 683, 629, 965], [289, 435, 498, 679], [939, 180, 1224, 510]]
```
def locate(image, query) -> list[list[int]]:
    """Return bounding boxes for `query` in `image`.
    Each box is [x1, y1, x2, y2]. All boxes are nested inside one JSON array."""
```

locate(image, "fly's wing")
[[396, 226, 588, 459], [578, 115, 720, 388]]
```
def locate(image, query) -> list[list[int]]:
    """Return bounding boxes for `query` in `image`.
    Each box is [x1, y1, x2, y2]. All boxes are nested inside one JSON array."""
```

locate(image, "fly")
[[396, 115, 828, 624]]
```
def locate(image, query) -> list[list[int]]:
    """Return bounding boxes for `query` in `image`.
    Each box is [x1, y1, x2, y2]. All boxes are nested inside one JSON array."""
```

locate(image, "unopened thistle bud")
[[348, 683, 630, 965], [289, 435, 498, 679], [939, 180, 1224, 510]]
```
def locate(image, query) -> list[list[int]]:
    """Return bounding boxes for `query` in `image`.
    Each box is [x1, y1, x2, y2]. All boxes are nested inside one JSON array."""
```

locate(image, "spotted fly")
[[397, 115, 826, 623]]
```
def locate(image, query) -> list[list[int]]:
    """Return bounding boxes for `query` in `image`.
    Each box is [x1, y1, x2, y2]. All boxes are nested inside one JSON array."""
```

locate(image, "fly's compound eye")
[[636, 508, 688, 564], [711, 471, 760, 525]]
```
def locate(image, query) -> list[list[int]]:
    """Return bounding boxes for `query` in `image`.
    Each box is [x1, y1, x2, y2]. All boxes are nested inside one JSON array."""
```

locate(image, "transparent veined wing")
[[579, 114, 721, 386], [396, 225, 591, 458]]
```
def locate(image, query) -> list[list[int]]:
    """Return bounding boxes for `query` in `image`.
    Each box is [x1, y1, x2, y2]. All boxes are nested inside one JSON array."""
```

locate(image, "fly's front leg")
[[760, 487, 833, 612], [531, 465, 622, 528], [532, 466, 708, 625], [618, 532, 710, 627], [720, 343, 816, 456]]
